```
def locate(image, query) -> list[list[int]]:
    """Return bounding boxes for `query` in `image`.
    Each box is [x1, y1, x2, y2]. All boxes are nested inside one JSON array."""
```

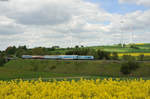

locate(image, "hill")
[[0, 59, 150, 80], [86, 43, 150, 53]]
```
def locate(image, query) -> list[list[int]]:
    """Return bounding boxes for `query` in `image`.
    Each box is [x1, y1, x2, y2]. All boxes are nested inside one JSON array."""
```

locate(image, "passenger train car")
[[22, 55, 94, 60]]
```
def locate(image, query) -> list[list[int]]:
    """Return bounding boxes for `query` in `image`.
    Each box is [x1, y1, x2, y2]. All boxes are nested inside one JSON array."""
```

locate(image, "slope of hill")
[[1, 59, 150, 80], [86, 43, 150, 53]]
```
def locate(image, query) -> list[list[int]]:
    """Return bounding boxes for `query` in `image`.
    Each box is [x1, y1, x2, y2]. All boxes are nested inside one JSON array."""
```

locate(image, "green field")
[[86, 43, 150, 53], [48, 43, 150, 54], [0, 43, 150, 80], [0, 59, 150, 80]]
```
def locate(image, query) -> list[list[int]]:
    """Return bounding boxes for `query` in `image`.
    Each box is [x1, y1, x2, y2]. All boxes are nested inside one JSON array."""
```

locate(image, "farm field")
[[118, 53, 150, 57], [87, 43, 150, 53], [0, 44, 150, 99], [39, 43, 150, 54], [0, 78, 150, 99]]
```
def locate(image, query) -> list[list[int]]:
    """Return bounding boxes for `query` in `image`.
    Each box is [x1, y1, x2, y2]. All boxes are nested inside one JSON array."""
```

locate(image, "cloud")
[[119, 0, 150, 6], [1, 0, 71, 25], [0, 16, 25, 35], [0, 0, 150, 50], [1, 0, 110, 26]]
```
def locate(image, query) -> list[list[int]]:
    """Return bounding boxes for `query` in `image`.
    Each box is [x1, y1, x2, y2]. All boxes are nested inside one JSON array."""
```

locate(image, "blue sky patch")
[[85, 0, 149, 14]]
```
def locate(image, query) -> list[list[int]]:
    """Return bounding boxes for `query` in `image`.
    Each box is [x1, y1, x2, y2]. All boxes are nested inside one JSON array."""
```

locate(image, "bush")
[[111, 52, 119, 60], [0, 57, 6, 66], [50, 65, 56, 70], [65, 48, 91, 55], [97, 50, 111, 60], [120, 64, 131, 74], [130, 45, 139, 49], [122, 55, 135, 61], [138, 54, 144, 61], [120, 59, 140, 75]]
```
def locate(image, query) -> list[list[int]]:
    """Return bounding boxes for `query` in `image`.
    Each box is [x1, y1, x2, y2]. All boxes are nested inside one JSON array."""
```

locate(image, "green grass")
[[0, 59, 150, 80], [35, 43, 150, 54], [86, 43, 150, 53], [3, 59, 122, 76]]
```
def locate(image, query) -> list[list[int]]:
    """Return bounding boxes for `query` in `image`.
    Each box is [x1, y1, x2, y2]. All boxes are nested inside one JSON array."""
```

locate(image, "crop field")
[[87, 43, 150, 53], [118, 53, 150, 57], [0, 78, 150, 99]]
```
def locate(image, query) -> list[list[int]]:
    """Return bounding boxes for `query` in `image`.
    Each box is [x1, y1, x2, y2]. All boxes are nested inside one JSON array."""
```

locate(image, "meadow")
[[0, 59, 150, 80], [87, 43, 150, 53]]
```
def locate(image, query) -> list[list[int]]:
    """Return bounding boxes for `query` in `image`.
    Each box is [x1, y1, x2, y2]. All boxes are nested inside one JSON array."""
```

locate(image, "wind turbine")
[[120, 20, 124, 48]]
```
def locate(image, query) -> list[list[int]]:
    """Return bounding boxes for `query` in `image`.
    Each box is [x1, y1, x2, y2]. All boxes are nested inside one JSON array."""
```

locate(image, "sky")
[[0, 0, 150, 50]]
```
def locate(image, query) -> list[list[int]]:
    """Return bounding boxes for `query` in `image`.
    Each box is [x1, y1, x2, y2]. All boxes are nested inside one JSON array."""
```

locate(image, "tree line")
[[0, 45, 120, 66]]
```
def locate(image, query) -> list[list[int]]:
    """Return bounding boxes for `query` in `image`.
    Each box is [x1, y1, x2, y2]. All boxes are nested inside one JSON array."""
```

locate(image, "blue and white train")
[[22, 55, 94, 60]]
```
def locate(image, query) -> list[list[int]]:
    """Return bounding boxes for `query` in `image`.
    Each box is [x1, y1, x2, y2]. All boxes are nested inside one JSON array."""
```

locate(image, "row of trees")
[[0, 45, 61, 57], [0, 45, 61, 66], [65, 48, 119, 60], [0, 45, 119, 59], [0, 45, 120, 66]]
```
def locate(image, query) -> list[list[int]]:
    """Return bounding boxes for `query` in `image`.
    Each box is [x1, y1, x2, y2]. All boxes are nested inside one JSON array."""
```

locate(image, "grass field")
[[86, 43, 150, 53], [45, 43, 150, 54], [0, 43, 150, 80], [0, 59, 150, 80]]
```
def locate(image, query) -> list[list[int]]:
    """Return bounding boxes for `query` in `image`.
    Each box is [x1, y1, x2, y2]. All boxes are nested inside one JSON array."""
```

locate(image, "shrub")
[[50, 65, 56, 70], [122, 55, 135, 61], [130, 45, 139, 49], [111, 52, 119, 60], [120, 64, 131, 75], [97, 50, 111, 60], [138, 54, 144, 61], [0, 57, 6, 67], [120, 59, 140, 75]]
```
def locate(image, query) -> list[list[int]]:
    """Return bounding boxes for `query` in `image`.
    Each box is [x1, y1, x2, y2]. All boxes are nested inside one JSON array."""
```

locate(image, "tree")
[[18, 45, 27, 50], [81, 45, 84, 48], [130, 44, 139, 49], [5, 46, 17, 55], [120, 59, 140, 75], [16, 49, 27, 58], [97, 50, 105, 59], [138, 54, 144, 61], [104, 52, 111, 60], [0, 57, 6, 66], [122, 55, 135, 61], [66, 48, 90, 55], [31, 47, 45, 55], [112, 52, 119, 60], [75, 45, 79, 49]]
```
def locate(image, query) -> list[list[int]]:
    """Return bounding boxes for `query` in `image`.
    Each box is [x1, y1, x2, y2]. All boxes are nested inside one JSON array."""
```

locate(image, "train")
[[22, 55, 94, 60]]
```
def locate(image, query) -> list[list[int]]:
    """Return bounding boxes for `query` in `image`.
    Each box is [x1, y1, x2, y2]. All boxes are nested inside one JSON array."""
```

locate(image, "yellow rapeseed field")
[[118, 53, 150, 57], [135, 43, 145, 45], [0, 78, 150, 99]]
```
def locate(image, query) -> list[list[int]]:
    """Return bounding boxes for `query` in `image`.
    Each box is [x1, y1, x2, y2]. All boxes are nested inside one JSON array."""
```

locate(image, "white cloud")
[[0, 16, 25, 35], [0, 0, 150, 50], [119, 0, 150, 6]]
